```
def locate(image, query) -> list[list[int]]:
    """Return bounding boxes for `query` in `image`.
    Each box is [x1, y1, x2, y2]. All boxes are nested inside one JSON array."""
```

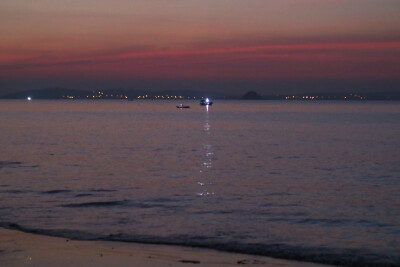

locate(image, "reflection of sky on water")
[[197, 105, 214, 197]]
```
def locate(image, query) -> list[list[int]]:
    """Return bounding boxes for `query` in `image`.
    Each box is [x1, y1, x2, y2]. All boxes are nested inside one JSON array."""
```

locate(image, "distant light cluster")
[[285, 93, 366, 100], [137, 94, 195, 99], [61, 91, 128, 99], [90, 91, 128, 99], [60, 91, 197, 100]]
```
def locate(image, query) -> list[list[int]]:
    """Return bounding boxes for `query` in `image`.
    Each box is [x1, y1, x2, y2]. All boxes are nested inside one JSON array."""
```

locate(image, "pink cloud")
[[1, 41, 399, 80]]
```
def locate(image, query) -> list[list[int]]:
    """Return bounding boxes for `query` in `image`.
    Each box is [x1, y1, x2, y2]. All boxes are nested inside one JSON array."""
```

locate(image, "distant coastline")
[[1, 88, 399, 101]]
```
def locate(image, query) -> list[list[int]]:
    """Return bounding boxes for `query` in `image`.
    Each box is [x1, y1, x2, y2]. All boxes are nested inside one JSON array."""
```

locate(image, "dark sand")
[[0, 228, 330, 266]]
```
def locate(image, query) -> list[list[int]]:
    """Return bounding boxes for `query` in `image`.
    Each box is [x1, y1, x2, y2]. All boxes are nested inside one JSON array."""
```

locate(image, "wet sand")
[[0, 227, 329, 266]]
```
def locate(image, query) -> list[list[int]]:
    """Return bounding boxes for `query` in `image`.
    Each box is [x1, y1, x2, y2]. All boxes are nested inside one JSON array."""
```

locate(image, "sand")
[[0, 227, 329, 266]]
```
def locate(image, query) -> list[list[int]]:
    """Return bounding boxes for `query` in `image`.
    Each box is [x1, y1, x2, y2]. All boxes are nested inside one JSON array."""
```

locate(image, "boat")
[[177, 104, 190, 109], [200, 98, 213, 106]]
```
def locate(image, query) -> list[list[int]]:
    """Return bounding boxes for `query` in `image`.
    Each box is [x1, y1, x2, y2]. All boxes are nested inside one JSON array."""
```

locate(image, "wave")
[[1, 222, 399, 267], [60, 200, 180, 209], [40, 188, 117, 196], [0, 161, 39, 169], [61, 200, 127, 208], [89, 189, 117, 192], [0, 161, 22, 168], [75, 193, 93, 197], [42, 190, 72, 194], [295, 218, 394, 228]]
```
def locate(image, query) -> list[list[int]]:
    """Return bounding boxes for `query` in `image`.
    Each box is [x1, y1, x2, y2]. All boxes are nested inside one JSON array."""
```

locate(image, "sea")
[[0, 100, 399, 266]]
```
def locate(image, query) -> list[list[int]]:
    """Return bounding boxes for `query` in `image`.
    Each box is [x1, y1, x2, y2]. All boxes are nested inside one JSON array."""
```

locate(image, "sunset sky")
[[1, 0, 400, 96]]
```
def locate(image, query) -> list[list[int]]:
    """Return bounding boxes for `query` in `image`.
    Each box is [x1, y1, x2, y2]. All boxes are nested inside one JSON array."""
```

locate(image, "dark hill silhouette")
[[241, 91, 263, 100]]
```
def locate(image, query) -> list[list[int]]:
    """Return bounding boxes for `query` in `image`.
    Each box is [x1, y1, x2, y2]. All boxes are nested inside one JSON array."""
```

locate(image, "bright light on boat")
[[27, 97, 32, 101], [205, 98, 210, 103]]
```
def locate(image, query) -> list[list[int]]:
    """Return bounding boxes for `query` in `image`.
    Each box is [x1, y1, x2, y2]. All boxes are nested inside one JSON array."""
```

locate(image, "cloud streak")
[[2, 41, 399, 80]]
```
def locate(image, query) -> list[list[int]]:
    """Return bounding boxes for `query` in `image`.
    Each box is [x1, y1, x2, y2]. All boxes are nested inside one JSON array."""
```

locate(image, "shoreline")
[[0, 227, 329, 266]]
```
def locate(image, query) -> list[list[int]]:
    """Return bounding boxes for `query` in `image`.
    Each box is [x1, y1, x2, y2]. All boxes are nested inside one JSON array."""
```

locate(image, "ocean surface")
[[0, 100, 399, 266]]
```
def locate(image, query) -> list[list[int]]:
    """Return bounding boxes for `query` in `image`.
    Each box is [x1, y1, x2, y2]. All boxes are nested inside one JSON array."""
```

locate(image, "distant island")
[[1, 88, 399, 101]]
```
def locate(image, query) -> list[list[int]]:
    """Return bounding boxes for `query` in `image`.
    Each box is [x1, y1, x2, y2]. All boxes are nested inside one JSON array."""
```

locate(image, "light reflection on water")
[[0, 100, 399, 265], [197, 104, 214, 197]]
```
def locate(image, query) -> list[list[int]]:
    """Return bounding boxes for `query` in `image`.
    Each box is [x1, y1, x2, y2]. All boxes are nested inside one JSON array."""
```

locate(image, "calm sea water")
[[0, 100, 399, 266]]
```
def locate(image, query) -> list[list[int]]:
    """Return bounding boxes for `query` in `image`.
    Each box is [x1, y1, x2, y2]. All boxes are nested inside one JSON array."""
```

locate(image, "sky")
[[1, 0, 400, 96]]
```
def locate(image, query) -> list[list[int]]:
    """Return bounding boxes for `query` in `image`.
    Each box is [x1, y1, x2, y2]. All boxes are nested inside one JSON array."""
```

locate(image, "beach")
[[0, 227, 329, 266]]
